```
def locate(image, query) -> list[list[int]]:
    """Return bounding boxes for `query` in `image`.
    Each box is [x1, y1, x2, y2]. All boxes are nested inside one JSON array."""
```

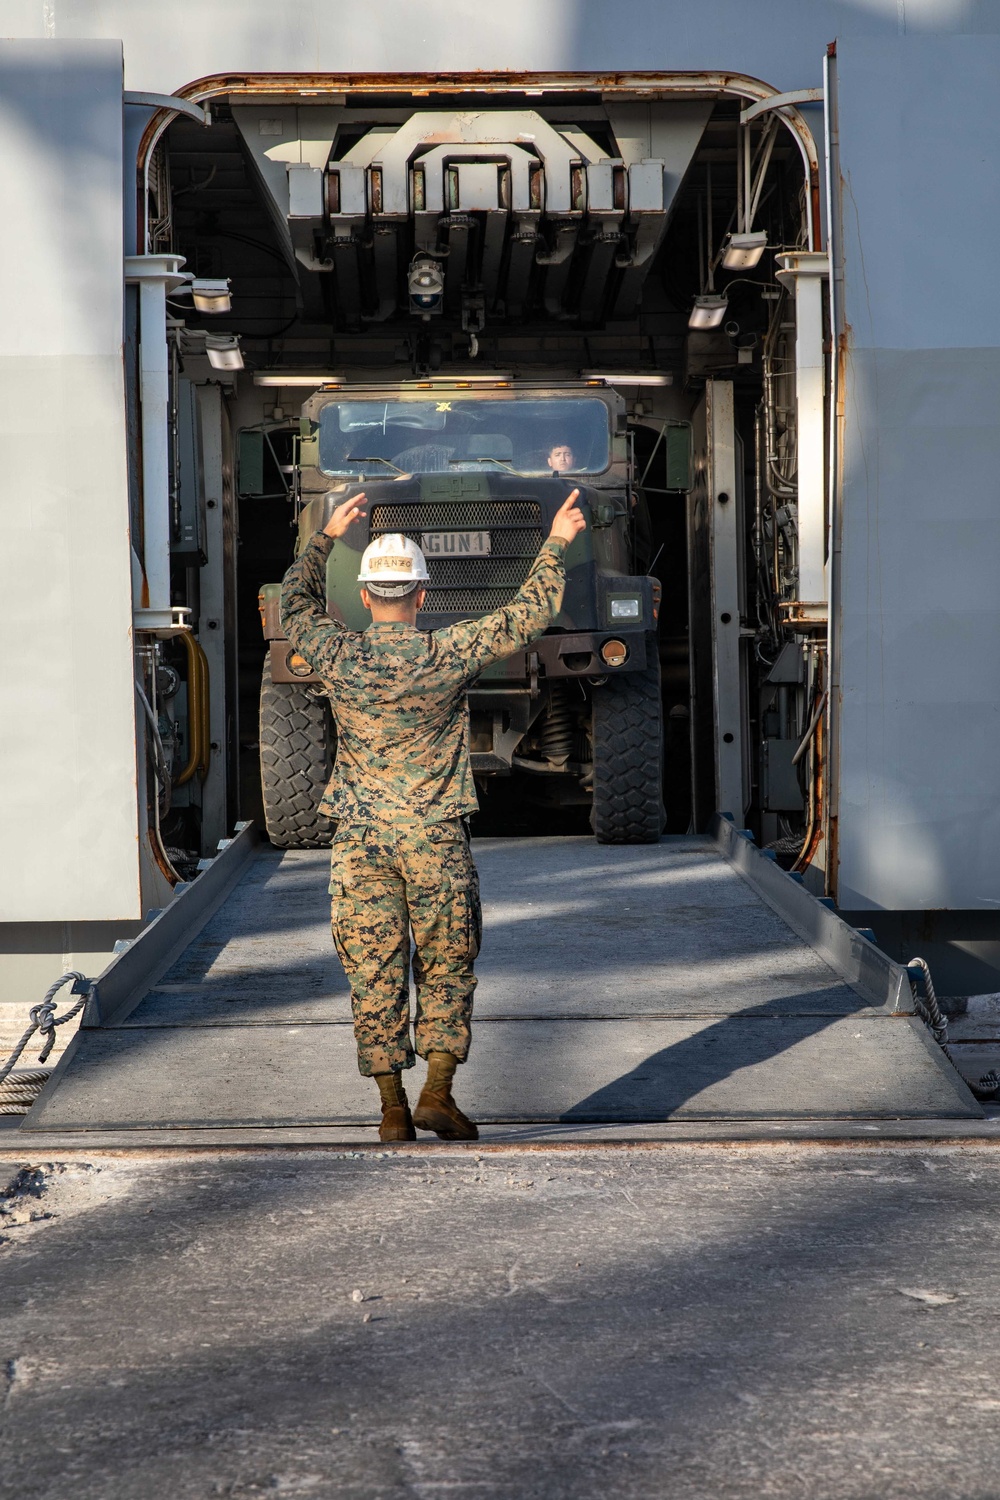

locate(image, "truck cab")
[[258, 378, 664, 845]]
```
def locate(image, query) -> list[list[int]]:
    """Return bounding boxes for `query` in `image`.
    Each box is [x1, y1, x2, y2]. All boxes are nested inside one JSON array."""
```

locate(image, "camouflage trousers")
[[329, 820, 482, 1076]]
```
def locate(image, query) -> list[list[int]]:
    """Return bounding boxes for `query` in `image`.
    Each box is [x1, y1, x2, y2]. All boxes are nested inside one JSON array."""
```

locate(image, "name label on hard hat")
[[421, 530, 492, 557], [374, 556, 417, 572]]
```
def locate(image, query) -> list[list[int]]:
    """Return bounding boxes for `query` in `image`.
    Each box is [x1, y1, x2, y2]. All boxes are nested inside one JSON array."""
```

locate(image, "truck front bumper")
[[270, 627, 651, 686], [483, 628, 649, 683]]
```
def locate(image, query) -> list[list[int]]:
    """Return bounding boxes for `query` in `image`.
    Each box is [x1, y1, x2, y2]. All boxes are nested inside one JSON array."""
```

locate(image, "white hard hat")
[[357, 533, 430, 597]]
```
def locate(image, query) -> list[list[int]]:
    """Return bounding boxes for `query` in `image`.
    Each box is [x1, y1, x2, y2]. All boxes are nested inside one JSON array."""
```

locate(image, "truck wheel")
[[590, 661, 665, 844], [259, 664, 335, 849]]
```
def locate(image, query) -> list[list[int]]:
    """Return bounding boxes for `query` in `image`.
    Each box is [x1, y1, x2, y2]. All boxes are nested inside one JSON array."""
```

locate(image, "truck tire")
[[590, 661, 665, 844], [259, 664, 335, 848]]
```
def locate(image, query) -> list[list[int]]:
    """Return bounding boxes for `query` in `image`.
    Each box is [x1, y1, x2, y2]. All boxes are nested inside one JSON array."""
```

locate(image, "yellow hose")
[[175, 632, 210, 785]]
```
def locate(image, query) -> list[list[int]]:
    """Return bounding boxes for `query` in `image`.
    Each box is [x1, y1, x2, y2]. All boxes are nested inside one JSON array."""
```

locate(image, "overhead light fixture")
[[191, 278, 232, 313], [688, 295, 728, 331], [170, 276, 232, 313], [582, 372, 674, 387], [205, 333, 244, 371], [254, 372, 344, 387], [722, 231, 768, 270]]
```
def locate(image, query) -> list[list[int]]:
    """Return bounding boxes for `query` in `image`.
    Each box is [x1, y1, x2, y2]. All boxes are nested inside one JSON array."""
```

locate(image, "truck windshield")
[[317, 397, 610, 477]]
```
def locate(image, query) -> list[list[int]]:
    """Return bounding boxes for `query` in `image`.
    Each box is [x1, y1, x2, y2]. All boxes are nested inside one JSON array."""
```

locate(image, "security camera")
[[407, 255, 445, 320]]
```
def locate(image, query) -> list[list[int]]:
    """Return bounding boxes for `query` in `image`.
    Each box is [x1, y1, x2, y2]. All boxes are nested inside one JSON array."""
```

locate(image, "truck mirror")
[[237, 430, 265, 497], [665, 422, 693, 492]]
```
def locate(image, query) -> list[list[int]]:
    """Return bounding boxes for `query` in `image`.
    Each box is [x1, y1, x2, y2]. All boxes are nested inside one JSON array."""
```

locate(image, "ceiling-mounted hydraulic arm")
[[233, 103, 711, 329]]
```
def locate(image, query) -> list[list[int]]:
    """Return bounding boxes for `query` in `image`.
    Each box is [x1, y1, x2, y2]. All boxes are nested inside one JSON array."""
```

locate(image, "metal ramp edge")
[[81, 821, 259, 1029], [711, 816, 982, 1119], [711, 814, 913, 1015], [17, 819, 985, 1135]]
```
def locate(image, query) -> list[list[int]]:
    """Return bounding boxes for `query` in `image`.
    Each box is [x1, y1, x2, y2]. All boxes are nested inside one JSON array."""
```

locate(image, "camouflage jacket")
[[279, 532, 567, 824]]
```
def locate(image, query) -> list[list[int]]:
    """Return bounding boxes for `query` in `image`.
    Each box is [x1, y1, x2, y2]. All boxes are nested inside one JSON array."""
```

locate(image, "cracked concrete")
[[2, 1145, 1000, 1498]]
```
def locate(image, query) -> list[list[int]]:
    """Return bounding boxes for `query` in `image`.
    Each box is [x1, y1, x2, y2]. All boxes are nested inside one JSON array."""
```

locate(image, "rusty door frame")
[[131, 69, 823, 257]]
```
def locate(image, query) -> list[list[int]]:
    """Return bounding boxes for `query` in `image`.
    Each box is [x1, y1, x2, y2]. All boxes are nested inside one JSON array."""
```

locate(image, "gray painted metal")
[[122, 90, 210, 125], [705, 382, 745, 821], [832, 34, 1000, 911], [740, 87, 825, 124], [23, 834, 981, 1133], [80, 822, 259, 1029], [9, 3, 995, 98], [195, 384, 233, 852], [0, 39, 141, 926], [232, 103, 710, 322]]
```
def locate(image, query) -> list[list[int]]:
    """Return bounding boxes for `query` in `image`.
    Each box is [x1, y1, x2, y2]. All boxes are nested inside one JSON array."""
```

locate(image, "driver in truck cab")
[[279, 488, 586, 1142], [547, 442, 576, 473]]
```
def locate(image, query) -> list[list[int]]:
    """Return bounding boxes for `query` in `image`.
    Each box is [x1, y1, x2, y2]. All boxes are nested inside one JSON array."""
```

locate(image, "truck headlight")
[[286, 651, 314, 677], [610, 596, 641, 621]]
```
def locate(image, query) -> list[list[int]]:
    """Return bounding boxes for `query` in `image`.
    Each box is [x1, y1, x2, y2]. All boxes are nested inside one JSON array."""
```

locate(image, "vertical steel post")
[[823, 44, 846, 897], [775, 251, 830, 619], [124, 254, 187, 630], [707, 380, 745, 820], [197, 384, 230, 851]]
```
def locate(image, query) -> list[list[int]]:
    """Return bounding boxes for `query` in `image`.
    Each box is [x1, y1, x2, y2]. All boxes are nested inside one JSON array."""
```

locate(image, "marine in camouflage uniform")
[[279, 515, 569, 1099]]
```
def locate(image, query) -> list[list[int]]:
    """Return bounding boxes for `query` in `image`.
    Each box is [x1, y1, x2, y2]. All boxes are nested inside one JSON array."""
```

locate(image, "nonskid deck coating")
[[24, 837, 980, 1131], [109, 838, 870, 1022]]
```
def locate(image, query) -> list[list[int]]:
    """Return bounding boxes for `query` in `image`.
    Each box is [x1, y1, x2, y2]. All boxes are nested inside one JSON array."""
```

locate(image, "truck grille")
[[369, 500, 544, 615], [370, 500, 540, 530], [421, 587, 522, 614]]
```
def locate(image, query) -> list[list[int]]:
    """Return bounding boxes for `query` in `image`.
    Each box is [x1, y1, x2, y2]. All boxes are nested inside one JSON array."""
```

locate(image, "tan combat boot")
[[374, 1071, 415, 1143], [413, 1051, 479, 1140]]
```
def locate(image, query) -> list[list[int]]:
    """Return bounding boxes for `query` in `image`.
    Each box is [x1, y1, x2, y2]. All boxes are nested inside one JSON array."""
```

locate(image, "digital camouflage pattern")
[[279, 530, 567, 824], [279, 529, 566, 1074], [329, 820, 481, 1075]]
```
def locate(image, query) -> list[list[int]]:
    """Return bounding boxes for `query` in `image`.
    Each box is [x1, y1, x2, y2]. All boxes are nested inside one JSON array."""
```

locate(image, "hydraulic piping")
[[792, 690, 827, 767], [135, 675, 183, 884], [791, 662, 826, 875]]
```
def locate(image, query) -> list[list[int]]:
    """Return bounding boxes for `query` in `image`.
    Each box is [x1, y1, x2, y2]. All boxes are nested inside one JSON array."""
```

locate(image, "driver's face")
[[548, 445, 575, 471]]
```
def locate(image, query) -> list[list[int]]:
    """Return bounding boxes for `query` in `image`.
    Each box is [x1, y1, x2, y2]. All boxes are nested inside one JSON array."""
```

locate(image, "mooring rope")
[[0, 971, 95, 1087]]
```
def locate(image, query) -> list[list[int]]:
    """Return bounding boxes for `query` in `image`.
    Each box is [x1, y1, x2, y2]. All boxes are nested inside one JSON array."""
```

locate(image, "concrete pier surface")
[[3, 837, 997, 1497], [2, 1143, 999, 1500]]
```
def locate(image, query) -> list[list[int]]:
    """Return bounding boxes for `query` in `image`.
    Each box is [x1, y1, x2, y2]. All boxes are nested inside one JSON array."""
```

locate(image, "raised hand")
[[323, 492, 368, 539], [548, 489, 586, 546]]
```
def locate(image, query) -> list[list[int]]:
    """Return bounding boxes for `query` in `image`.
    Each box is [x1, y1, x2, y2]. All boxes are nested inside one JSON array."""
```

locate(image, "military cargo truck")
[[258, 378, 668, 846]]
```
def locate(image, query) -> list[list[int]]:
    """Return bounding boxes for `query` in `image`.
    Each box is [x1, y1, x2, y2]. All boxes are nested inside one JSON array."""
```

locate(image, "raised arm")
[[448, 489, 587, 676], [279, 493, 366, 675]]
